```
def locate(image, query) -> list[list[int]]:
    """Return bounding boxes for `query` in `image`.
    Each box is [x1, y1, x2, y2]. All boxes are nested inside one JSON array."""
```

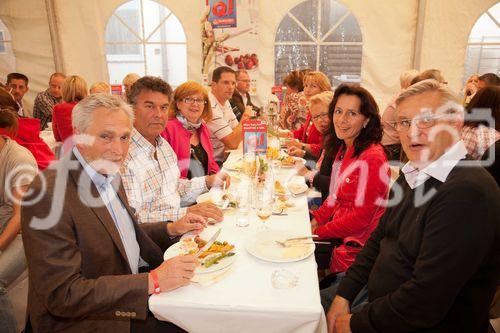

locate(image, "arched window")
[[463, 3, 500, 81], [0, 19, 15, 76], [274, 0, 362, 87], [105, 0, 187, 87]]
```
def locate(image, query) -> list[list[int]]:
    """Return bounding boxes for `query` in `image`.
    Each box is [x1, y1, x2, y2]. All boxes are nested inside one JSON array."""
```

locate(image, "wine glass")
[[255, 184, 273, 223]]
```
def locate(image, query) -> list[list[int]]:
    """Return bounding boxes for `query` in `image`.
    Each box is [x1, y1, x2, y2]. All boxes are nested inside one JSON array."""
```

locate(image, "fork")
[[275, 235, 318, 247]]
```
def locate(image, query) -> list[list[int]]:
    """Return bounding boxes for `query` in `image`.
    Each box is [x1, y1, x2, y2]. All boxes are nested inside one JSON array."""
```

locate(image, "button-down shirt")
[[402, 140, 468, 189], [206, 91, 238, 161], [73, 147, 142, 274], [33, 89, 62, 130], [121, 128, 207, 222]]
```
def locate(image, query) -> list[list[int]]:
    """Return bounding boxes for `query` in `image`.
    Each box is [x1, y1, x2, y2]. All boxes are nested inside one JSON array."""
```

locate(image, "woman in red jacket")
[[311, 84, 390, 274], [284, 71, 331, 159], [161, 81, 219, 179], [52, 75, 88, 143]]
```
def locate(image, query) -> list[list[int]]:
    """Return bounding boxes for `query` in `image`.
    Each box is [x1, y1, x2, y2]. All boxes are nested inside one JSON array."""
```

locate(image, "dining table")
[[149, 149, 327, 333]]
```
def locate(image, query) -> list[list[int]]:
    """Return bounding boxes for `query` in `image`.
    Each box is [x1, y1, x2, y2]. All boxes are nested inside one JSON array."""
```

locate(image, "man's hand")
[[327, 296, 350, 333], [150, 255, 198, 293], [334, 314, 352, 333], [167, 213, 207, 236], [187, 202, 223, 223], [205, 171, 231, 189], [288, 146, 305, 157], [310, 218, 318, 232]]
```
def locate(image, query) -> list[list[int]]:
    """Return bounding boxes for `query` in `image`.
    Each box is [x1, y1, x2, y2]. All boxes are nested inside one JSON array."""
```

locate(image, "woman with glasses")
[[161, 81, 220, 179], [288, 72, 332, 160], [310, 84, 390, 276]]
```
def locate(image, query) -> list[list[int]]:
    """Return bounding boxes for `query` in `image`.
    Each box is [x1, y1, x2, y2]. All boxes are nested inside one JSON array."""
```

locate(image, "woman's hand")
[[288, 146, 305, 158]]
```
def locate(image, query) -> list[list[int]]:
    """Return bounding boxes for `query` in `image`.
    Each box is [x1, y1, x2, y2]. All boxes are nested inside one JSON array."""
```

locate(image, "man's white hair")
[[396, 79, 461, 111], [72, 93, 134, 132]]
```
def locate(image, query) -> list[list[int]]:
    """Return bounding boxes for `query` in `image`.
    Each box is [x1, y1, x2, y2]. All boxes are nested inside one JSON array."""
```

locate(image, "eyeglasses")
[[182, 97, 207, 105], [311, 112, 329, 121], [393, 114, 450, 132]]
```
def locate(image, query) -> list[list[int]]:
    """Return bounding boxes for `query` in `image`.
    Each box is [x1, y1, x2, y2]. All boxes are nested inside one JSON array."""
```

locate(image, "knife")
[[195, 228, 222, 258]]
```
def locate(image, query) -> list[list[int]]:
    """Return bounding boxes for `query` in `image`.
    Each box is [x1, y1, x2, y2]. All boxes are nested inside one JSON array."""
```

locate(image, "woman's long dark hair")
[[323, 84, 383, 159], [464, 86, 500, 131]]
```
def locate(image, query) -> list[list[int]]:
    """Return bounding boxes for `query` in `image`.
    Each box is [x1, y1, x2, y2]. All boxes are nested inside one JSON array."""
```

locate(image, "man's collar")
[[208, 91, 227, 107], [73, 146, 116, 188], [131, 127, 163, 151], [402, 140, 468, 185]]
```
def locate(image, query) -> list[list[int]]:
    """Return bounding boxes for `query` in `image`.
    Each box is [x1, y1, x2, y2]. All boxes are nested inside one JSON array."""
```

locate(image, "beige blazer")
[[21, 153, 177, 332]]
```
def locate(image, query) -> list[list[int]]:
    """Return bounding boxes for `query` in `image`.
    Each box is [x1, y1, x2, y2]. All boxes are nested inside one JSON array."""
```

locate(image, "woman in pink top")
[[52, 75, 88, 143], [162, 81, 219, 179]]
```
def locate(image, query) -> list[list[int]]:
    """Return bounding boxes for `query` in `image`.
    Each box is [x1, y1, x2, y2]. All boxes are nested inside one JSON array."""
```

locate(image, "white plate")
[[245, 229, 315, 263], [164, 241, 236, 274], [287, 182, 308, 195], [223, 159, 242, 171], [196, 191, 221, 204]]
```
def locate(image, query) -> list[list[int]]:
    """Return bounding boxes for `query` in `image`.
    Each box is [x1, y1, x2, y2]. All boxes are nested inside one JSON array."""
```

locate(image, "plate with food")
[[196, 191, 239, 209], [287, 182, 308, 195], [245, 229, 315, 263], [223, 159, 243, 171], [164, 235, 236, 274], [279, 155, 306, 168]]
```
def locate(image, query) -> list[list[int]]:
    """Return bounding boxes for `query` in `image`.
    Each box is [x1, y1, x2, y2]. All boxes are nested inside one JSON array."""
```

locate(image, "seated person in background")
[[89, 81, 111, 94], [206, 66, 253, 163], [461, 86, 500, 185], [33, 72, 66, 130], [295, 91, 335, 202], [310, 84, 389, 274], [122, 76, 228, 224], [0, 88, 55, 170], [478, 72, 500, 90], [381, 69, 419, 160], [162, 81, 219, 179], [6, 73, 32, 118], [280, 70, 307, 130], [285, 72, 332, 159], [123, 73, 141, 103], [286, 91, 333, 160], [0, 109, 37, 333], [230, 69, 257, 121], [410, 68, 447, 86], [462, 73, 479, 106], [22, 93, 199, 333], [52, 75, 88, 143], [325, 79, 499, 333]]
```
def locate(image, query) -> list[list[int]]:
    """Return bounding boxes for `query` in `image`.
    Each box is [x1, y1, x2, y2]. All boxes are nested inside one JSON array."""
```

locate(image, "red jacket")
[[292, 115, 322, 157], [52, 102, 77, 142], [311, 143, 389, 273], [0, 117, 55, 170], [161, 118, 219, 178]]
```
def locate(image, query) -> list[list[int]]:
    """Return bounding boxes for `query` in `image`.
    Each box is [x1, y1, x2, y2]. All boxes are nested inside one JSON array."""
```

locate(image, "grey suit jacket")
[[21, 153, 177, 332]]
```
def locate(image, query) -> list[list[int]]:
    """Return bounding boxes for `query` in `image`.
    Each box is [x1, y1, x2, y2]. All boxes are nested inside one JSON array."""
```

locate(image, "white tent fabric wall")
[[0, 0, 498, 111]]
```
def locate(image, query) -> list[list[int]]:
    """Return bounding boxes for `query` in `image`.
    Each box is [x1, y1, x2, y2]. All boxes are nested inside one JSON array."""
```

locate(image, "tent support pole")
[[412, 0, 426, 70], [45, 0, 65, 73]]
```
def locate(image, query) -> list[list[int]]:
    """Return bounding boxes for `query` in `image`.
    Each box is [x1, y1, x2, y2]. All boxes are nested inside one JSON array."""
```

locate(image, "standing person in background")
[[381, 69, 419, 160], [123, 73, 141, 103], [162, 81, 219, 179], [280, 70, 307, 130], [0, 108, 37, 333], [6, 73, 32, 118], [33, 72, 66, 130], [206, 66, 253, 164], [52, 75, 88, 143], [230, 70, 257, 121]]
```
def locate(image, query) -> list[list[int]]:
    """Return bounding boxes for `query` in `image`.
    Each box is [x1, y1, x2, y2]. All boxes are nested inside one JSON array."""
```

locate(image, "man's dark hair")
[[127, 76, 173, 105], [212, 66, 235, 83], [7, 72, 29, 85], [478, 73, 500, 87], [465, 86, 500, 131]]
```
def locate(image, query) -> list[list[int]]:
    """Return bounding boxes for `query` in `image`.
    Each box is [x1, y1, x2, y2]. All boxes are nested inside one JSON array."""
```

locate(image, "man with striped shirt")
[[206, 66, 253, 163]]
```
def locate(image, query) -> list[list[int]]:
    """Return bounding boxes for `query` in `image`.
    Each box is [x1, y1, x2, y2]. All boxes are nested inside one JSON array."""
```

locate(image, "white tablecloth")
[[39, 130, 59, 152], [149, 152, 327, 333]]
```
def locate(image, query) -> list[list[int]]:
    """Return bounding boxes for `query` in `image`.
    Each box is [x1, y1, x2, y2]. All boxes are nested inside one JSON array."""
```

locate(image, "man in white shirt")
[[206, 66, 253, 163], [121, 76, 228, 224]]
